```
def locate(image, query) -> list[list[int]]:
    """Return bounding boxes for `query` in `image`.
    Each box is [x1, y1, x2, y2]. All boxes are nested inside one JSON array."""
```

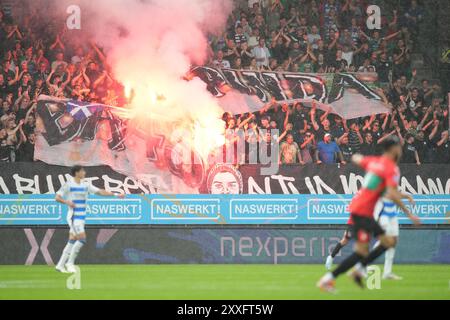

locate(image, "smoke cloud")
[[84, 0, 233, 156], [27, 0, 233, 157]]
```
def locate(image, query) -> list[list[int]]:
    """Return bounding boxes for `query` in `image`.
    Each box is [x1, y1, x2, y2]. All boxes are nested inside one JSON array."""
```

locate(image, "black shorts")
[[350, 215, 385, 243]]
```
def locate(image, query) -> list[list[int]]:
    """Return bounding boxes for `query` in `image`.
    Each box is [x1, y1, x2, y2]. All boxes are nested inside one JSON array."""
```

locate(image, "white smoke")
[[29, 0, 233, 156], [87, 0, 232, 156]]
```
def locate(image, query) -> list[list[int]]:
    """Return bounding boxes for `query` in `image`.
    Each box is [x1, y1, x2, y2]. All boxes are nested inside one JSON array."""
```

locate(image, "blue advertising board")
[[0, 194, 449, 225]]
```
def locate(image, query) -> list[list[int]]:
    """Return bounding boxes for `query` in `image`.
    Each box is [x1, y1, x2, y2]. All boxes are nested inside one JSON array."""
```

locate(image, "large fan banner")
[[33, 69, 391, 194], [34, 95, 205, 194], [188, 67, 390, 119], [1, 163, 449, 195]]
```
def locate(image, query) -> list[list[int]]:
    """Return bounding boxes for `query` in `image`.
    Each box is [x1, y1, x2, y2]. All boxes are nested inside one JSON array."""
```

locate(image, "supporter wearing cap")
[[316, 133, 346, 165]]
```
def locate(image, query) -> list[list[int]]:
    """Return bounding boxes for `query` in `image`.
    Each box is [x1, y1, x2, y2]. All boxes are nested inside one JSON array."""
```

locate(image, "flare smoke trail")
[[79, 0, 233, 157], [26, 0, 233, 156]]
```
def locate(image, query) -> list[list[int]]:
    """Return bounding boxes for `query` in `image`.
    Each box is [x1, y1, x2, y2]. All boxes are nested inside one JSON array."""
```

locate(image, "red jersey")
[[349, 156, 400, 218]]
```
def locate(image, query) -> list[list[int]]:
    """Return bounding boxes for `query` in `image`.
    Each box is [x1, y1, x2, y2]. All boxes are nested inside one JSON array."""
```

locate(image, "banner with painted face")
[[1, 163, 449, 195], [1, 163, 449, 225]]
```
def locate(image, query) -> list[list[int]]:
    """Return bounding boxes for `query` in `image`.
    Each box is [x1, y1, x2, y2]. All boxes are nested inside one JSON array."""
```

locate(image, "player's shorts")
[[378, 215, 399, 237], [350, 215, 385, 243], [68, 216, 86, 235]]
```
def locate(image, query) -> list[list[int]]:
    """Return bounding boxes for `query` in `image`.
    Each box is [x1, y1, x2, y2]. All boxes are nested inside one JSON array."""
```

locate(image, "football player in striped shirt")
[[55, 165, 124, 273], [372, 198, 406, 280]]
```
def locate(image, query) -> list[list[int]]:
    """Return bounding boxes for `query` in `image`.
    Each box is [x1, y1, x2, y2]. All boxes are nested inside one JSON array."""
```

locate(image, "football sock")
[[67, 239, 86, 265], [383, 248, 395, 276], [361, 245, 388, 267], [56, 239, 75, 268], [331, 242, 343, 258], [331, 252, 364, 278]]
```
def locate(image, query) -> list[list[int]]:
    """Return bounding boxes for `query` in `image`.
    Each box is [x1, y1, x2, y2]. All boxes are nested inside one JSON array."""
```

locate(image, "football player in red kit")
[[317, 136, 420, 292]]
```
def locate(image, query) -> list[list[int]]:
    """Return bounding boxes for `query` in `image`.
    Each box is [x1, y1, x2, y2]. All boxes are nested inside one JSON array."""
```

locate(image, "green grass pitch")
[[0, 265, 449, 299]]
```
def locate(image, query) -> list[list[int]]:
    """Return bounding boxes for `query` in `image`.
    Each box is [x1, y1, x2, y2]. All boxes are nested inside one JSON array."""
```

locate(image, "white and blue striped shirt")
[[374, 198, 397, 219], [56, 179, 100, 220], [380, 199, 397, 217]]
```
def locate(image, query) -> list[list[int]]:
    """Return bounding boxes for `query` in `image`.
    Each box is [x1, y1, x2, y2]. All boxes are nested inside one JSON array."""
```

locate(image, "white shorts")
[[68, 217, 86, 235], [378, 215, 399, 237]]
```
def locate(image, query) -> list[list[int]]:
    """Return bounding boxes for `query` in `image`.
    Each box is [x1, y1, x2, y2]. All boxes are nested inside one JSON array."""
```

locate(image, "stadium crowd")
[[215, 0, 449, 165], [0, 0, 448, 166]]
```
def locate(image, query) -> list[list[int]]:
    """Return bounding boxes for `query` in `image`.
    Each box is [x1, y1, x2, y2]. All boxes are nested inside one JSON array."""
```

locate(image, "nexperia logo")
[[220, 236, 341, 264]]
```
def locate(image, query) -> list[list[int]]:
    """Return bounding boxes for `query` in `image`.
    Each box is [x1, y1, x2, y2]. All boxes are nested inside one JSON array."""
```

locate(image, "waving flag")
[[188, 67, 390, 119], [34, 95, 202, 194], [66, 100, 105, 121]]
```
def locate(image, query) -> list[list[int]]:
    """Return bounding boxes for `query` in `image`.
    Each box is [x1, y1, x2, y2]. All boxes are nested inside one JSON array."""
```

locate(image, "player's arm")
[[55, 183, 75, 208], [385, 186, 420, 225], [400, 192, 415, 205], [86, 182, 125, 198], [96, 189, 125, 198], [55, 194, 75, 208]]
